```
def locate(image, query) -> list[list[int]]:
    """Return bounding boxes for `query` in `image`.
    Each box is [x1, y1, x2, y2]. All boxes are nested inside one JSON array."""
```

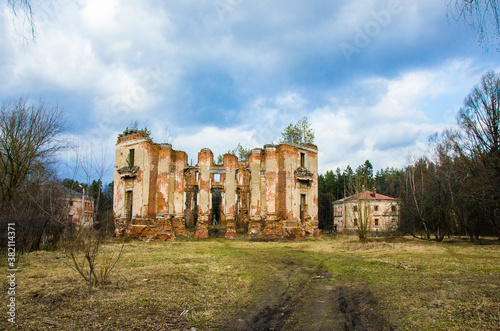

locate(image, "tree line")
[[319, 71, 500, 242]]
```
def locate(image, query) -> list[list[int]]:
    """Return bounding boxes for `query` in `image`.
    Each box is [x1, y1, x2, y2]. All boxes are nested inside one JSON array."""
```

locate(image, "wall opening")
[[236, 188, 240, 223], [128, 149, 135, 167], [125, 190, 133, 220], [193, 185, 199, 225], [188, 185, 198, 226], [211, 188, 222, 225], [300, 152, 306, 167], [300, 193, 306, 222]]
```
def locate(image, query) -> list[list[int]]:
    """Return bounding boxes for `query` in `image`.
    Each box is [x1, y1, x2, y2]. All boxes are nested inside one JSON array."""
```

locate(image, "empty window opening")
[[125, 190, 133, 220], [193, 186, 199, 225], [391, 205, 396, 212], [374, 205, 379, 211], [195, 171, 199, 182], [300, 152, 306, 167], [353, 205, 357, 212], [300, 194, 306, 222], [211, 188, 222, 225], [128, 149, 135, 167], [236, 188, 240, 224], [354, 218, 358, 226], [214, 173, 221, 183], [374, 218, 379, 226]]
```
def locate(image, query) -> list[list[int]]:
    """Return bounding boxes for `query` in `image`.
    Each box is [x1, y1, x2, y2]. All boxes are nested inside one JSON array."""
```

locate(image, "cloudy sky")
[[2, 0, 500, 184]]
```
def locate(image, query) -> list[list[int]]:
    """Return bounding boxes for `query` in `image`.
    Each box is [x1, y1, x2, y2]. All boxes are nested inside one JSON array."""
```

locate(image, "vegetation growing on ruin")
[[281, 116, 315, 145], [217, 143, 253, 163]]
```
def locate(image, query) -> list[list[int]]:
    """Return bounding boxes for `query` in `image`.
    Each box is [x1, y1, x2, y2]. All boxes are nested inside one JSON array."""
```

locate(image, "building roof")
[[334, 190, 397, 203], [61, 186, 94, 200]]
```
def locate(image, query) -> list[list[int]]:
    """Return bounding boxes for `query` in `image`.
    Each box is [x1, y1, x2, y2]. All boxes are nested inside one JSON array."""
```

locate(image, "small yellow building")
[[333, 189, 399, 234]]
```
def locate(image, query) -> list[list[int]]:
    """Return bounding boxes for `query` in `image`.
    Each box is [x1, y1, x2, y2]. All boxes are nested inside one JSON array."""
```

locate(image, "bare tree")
[[0, 97, 66, 202], [400, 157, 433, 239], [345, 170, 373, 241], [64, 226, 124, 294], [448, 0, 500, 49], [455, 70, 500, 238], [0, 97, 67, 251], [61, 133, 123, 293], [457, 71, 500, 163], [354, 198, 370, 241]]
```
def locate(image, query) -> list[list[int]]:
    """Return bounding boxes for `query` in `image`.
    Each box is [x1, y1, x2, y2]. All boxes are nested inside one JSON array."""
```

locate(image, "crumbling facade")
[[113, 129, 319, 240]]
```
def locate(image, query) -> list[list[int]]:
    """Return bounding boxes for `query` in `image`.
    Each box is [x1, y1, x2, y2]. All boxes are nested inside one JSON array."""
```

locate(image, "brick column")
[[262, 145, 282, 237], [195, 148, 212, 238], [172, 151, 187, 236], [223, 154, 238, 239], [248, 149, 262, 234]]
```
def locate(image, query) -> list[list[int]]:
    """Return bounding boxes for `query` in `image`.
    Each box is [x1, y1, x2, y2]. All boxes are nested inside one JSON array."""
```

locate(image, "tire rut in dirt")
[[247, 293, 294, 331], [223, 261, 394, 331], [335, 286, 393, 331]]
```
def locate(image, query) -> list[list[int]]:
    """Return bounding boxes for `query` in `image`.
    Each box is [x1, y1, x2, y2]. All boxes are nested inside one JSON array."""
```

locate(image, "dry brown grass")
[[1, 235, 499, 330]]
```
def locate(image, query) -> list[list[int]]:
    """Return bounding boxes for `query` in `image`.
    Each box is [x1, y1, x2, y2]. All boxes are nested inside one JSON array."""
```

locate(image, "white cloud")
[[2, 0, 500, 184], [311, 58, 486, 173], [81, 0, 118, 33], [3, 0, 180, 119]]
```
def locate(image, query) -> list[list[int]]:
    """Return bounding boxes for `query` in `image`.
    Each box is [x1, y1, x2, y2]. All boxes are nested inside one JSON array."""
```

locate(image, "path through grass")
[[1, 235, 499, 330]]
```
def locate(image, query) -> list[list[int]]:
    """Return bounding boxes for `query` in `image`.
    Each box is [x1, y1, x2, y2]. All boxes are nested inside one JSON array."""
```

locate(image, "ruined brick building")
[[113, 129, 319, 240]]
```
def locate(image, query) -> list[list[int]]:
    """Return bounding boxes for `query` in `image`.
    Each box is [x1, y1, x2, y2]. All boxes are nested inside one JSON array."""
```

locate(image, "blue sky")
[[2, 0, 500, 184]]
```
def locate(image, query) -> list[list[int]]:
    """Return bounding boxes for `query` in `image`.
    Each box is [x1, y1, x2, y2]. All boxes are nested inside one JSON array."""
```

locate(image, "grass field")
[[1, 234, 499, 330]]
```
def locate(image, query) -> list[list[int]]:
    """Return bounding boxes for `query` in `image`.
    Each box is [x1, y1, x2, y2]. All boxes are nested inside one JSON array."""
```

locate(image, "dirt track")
[[224, 264, 394, 331]]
